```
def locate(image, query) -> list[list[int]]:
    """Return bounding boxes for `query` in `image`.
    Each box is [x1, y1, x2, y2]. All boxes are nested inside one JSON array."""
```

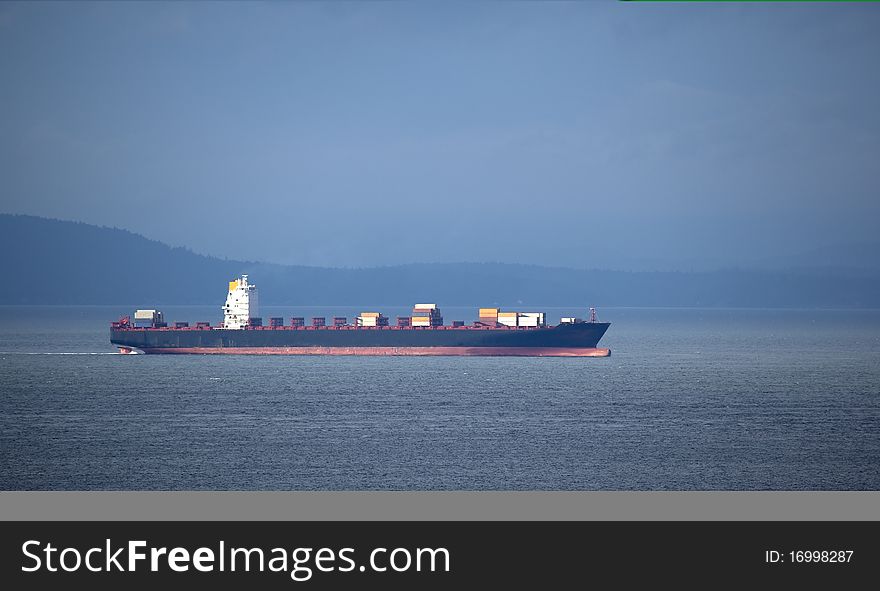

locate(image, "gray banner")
[[1, 491, 877, 521]]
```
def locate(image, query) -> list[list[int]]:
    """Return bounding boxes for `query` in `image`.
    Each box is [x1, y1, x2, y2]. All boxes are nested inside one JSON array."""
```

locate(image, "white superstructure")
[[222, 274, 259, 329]]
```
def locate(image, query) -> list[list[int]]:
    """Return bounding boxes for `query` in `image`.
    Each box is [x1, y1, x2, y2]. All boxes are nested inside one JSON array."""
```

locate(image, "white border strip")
[[1, 491, 878, 521]]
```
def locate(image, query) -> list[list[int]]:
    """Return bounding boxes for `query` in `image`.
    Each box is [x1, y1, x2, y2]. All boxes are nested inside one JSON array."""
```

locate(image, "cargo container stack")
[[478, 308, 499, 326], [518, 312, 545, 327], [290, 317, 305, 327], [479, 308, 545, 327], [312, 317, 326, 327], [411, 304, 443, 327], [134, 309, 164, 328], [497, 311, 519, 327], [356, 312, 389, 327]]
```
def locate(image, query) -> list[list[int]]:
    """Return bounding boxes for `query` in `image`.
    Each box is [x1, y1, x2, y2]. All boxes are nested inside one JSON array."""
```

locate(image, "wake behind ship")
[[110, 275, 611, 357]]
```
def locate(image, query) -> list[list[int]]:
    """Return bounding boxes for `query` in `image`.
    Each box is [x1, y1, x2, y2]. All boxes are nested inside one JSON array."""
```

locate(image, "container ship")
[[110, 275, 611, 357]]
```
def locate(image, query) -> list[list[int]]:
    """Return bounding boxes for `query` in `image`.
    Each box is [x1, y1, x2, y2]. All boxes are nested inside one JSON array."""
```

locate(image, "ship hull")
[[110, 322, 611, 357], [131, 346, 610, 357]]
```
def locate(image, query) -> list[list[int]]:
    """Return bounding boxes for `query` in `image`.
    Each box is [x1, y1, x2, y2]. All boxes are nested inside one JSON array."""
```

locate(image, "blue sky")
[[1, 1, 878, 269]]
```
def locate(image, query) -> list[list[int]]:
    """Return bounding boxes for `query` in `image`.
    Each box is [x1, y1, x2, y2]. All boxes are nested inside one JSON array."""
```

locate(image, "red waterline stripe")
[[132, 346, 612, 357]]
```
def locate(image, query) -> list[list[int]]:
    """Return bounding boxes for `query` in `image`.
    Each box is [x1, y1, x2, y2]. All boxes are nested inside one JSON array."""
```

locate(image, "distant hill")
[[748, 241, 880, 272], [1, 214, 878, 308]]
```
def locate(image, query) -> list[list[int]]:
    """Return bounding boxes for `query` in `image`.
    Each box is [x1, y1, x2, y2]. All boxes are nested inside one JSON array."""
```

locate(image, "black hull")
[[110, 322, 611, 356]]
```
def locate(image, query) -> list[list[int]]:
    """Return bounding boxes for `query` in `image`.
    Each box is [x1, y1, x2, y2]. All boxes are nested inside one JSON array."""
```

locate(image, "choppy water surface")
[[1, 306, 878, 490]]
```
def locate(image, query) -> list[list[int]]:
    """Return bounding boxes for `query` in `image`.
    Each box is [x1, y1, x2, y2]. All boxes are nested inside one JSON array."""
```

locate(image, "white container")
[[520, 312, 544, 326], [413, 304, 437, 310]]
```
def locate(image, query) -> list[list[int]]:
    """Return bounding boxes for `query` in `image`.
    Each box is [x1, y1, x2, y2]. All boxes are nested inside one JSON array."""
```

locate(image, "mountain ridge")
[[1, 213, 878, 308]]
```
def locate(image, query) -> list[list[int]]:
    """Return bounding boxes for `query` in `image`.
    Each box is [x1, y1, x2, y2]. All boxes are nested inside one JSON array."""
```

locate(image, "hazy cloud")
[[1, 1, 878, 270]]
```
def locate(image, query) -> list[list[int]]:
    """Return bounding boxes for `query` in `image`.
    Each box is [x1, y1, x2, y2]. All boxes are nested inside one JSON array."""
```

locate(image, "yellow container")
[[228, 280, 239, 292], [498, 312, 519, 318], [360, 312, 381, 318], [479, 308, 499, 316]]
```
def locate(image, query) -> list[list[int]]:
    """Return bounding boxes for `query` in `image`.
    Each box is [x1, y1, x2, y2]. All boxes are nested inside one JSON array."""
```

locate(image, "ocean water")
[[1, 305, 878, 490]]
